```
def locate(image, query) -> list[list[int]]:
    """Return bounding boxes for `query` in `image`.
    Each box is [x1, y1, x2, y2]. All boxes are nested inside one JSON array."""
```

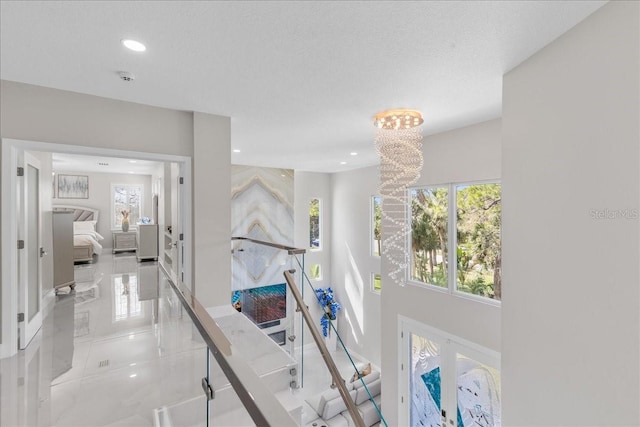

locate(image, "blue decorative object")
[[315, 287, 341, 337]]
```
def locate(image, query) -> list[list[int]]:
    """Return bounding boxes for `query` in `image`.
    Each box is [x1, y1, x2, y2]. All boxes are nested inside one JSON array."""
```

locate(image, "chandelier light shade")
[[374, 109, 424, 286]]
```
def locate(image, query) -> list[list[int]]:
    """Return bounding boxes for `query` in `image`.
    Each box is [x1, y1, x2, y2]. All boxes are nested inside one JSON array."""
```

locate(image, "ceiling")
[[1, 1, 606, 173]]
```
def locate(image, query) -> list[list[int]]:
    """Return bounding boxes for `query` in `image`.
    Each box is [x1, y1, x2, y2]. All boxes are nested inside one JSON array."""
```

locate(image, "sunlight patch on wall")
[[345, 243, 364, 334]]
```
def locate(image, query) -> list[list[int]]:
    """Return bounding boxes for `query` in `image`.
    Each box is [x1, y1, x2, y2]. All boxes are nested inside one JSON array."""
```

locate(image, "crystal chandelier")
[[374, 109, 424, 286]]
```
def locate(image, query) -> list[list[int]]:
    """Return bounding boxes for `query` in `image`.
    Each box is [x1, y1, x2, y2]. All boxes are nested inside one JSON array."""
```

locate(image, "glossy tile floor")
[[0, 253, 367, 427]]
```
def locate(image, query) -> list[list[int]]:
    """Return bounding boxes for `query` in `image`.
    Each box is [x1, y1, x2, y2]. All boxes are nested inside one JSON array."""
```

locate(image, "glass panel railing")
[[158, 261, 298, 427], [231, 236, 387, 427]]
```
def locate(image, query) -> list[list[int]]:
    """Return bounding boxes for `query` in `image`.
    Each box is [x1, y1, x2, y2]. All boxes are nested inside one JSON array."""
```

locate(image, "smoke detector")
[[118, 71, 135, 82]]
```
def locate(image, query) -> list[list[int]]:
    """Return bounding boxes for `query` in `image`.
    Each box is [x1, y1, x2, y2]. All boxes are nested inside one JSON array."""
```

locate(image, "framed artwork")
[[58, 174, 89, 199]]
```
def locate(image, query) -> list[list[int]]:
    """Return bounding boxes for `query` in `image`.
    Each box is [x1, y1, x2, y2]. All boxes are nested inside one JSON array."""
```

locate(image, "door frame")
[[1, 138, 192, 358]]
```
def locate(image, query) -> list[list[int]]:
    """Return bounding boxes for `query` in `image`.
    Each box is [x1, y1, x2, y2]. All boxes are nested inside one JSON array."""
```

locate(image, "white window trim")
[[111, 183, 144, 231], [407, 180, 502, 306]]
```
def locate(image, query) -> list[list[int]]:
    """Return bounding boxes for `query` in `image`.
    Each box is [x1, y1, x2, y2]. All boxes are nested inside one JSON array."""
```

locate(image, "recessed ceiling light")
[[233, 149, 241, 153], [340, 161, 347, 165], [350, 152, 358, 156], [129, 171, 135, 174], [129, 374, 137, 378], [122, 39, 146, 52], [129, 160, 137, 163]]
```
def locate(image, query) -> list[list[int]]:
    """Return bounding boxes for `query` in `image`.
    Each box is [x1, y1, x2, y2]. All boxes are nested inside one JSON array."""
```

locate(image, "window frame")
[[407, 180, 501, 306], [111, 183, 144, 231]]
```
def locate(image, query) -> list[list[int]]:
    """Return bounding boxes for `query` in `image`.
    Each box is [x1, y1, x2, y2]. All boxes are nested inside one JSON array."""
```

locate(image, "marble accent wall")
[[231, 166, 294, 290]]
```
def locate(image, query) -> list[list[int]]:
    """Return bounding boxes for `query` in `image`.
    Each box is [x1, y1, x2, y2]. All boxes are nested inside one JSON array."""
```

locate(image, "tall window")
[[112, 184, 143, 228], [372, 196, 382, 256], [410, 182, 501, 301], [456, 184, 502, 300], [410, 187, 449, 288], [309, 198, 321, 249]]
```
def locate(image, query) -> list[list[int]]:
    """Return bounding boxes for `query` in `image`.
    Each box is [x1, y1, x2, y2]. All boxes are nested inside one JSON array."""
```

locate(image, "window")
[[456, 184, 502, 300], [112, 184, 143, 229], [371, 196, 382, 256], [309, 198, 321, 249], [410, 182, 501, 301], [371, 273, 382, 293], [410, 187, 449, 288], [309, 264, 322, 280]]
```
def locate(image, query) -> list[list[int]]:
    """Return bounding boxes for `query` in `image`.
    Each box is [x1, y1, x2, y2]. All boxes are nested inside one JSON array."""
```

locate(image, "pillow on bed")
[[73, 220, 97, 234]]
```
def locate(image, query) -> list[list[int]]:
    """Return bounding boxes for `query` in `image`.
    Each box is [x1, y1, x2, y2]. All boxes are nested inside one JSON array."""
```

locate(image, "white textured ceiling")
[[1, 1, 606, 172]]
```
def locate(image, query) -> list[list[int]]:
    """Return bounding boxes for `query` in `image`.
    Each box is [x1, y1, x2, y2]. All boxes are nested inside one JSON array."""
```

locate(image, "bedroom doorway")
[[1, 138, 192, 358]]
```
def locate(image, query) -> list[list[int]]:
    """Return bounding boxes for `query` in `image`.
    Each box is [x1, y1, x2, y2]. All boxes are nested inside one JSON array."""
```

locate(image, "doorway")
[[399, 317, 501, 427], [1, 138, 192, 358]]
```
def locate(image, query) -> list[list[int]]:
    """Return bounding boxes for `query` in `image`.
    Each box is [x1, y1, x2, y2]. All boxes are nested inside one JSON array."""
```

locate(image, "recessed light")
[[122, 39, 146, 52], [350, 152, 358, 156], [340, 161, 347, 165], [233, 149, 241, 153], [129, 374, 137, 378], [129, 160, 137, 164], [129, 171, 135, 174]]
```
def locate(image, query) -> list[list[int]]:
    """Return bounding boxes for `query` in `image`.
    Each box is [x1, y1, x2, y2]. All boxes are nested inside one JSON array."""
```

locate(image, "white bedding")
[[74, 231, 104, 255]]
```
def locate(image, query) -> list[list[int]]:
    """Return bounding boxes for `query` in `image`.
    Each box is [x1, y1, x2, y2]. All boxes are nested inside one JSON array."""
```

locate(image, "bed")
[[52, 205, 104, 263]]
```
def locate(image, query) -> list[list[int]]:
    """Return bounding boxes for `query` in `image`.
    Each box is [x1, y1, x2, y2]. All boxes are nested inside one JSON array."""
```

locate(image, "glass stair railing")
[[231, 237, 387, 427], [156, 236, 387, 426], [157, 262, 299, 427]]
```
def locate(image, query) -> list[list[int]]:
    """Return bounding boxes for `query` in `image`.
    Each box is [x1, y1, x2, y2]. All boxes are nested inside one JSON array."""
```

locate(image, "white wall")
[[502, 2, 639, 425], [193, 112, 231, 307], [0, 81, 193, 157], [378, 119, 502, 425], [52, 171, 152, 249], [294, 171, 334, 352], [331, 166, 382, 367]]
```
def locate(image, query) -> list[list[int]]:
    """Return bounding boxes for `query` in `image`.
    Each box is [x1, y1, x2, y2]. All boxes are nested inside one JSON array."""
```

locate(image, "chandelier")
[[374, 109, 424, 286]]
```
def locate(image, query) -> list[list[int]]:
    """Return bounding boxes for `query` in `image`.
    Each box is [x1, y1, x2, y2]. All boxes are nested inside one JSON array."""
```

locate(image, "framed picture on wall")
[[58, 174, 89, 199]]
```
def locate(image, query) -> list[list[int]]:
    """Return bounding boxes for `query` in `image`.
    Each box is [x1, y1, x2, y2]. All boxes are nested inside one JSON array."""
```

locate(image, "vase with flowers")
[[121, 210, 130, 232], [315, 287, 341, 337]]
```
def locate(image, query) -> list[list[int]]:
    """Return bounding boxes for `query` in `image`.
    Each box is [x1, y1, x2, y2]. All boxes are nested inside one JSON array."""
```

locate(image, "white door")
[[170, 162, 182, 283], [18, 152, 43, 349]]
